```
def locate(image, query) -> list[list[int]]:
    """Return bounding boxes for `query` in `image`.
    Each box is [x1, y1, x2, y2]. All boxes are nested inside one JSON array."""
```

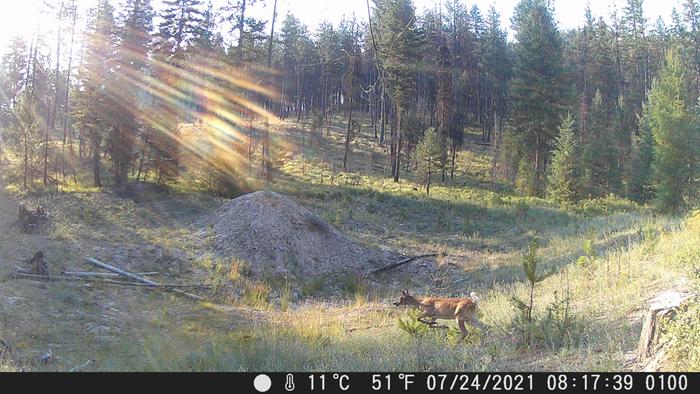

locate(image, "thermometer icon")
[[285, 374, 295, 391]]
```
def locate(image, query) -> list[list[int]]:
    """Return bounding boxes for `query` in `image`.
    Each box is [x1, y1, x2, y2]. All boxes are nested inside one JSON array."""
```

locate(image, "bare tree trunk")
[[394, 110, 401, 183], [343, 98, 353, 171], [262, 0, 278, 183], [237, 0, 247, 61], [92, 133, 101, 187], [296, 67, 302, 123], [62, 5, 77, 180], [45, 2, 64, 185]]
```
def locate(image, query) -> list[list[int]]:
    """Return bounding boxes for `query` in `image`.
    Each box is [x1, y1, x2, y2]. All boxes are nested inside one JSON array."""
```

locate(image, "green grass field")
[[0, 115, 697, 371]]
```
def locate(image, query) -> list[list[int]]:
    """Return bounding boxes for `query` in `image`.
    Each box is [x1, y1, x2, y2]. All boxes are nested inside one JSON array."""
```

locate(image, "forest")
[[0, 0, 698, 210], [1, 0, 700, 373]]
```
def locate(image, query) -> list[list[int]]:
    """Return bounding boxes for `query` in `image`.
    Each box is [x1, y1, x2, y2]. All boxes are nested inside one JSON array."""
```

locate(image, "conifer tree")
[[110, 0, 154, 185], [510, 0, 566, 196], [644, 48, 700, 212], [73, 0, 118, 187], [625, 115, 655, 203], [374, 0, 423, 183], [417, 127, 443, 194], [547, 113, 578, 203]]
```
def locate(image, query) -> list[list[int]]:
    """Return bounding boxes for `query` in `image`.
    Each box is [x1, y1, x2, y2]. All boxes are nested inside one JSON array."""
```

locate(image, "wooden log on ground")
[[12, 272, 209, 289], [636, 289, 696, 371], [83, 257, 205, 301], [61, 271, 159, 278], [369, 253, 438, 275]]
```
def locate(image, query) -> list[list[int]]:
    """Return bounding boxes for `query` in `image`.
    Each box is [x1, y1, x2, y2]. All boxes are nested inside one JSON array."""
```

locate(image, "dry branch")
[[61, 271, 159, 278], [83, 257, 205, 301], [12, 272, 209, 289], [369, 253, 438, 275]]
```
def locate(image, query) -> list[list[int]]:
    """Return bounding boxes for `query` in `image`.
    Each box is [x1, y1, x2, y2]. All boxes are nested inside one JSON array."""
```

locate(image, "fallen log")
[[61, 271, 159, 278], [12, 272, 210, 289], [369, 253, 438, 275], [84, 257, 205, 301]]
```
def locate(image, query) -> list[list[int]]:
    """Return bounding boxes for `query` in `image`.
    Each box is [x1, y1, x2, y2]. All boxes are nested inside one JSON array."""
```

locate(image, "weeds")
[[397, 308, 430, 337]]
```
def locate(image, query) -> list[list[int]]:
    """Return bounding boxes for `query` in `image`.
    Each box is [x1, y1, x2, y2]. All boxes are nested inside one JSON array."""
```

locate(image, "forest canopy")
[[1, 0, 699, 212]]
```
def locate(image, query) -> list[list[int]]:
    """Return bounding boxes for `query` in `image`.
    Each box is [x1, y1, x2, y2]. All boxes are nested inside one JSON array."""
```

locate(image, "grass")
[[0, 114, 696, 371]]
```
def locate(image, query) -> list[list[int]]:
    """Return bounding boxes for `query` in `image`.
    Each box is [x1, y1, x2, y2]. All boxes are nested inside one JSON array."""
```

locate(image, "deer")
[[393, 289, 486, 339]]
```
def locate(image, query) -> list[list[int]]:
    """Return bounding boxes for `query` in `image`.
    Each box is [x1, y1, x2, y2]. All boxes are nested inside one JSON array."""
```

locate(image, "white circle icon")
[[254, 374, 273, 393]]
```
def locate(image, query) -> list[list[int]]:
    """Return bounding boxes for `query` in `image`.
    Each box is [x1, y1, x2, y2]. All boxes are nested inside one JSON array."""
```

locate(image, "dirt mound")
[[200, 190, 390, 279]]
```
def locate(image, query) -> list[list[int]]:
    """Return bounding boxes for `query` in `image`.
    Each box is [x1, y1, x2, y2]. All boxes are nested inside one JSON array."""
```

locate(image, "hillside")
[[1, 116, 695, 372]]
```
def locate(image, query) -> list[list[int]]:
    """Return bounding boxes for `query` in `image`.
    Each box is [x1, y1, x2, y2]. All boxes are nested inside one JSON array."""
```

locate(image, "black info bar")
[[1, 372, 695, 393]]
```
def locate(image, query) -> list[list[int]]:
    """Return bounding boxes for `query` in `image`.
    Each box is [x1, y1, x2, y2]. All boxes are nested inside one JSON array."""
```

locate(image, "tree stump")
[[29, 251, 49, 276], [636, 290, 695, 371]]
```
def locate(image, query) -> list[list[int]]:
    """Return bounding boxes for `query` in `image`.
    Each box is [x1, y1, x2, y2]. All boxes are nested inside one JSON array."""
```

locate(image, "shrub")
[[511, 289, 584, 350], [243, 281, 272, 310], [663, 302, 700, 370], [397, 308, 429, 337]]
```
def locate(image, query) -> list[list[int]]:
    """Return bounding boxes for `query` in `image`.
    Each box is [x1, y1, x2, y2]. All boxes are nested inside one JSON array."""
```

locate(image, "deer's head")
[[393, 289, 415, 307]]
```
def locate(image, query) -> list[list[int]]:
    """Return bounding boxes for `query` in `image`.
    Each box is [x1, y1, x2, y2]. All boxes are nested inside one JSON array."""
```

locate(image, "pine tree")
[[547, 113, 578, 203], [158, 0, 204, 56], [435, 45, 452, 181], [374, 0, 423, 182], [73, 0, 118, 187], [644, 48, 700, 212], [625, 115, 655, 203], [342, 52, 363, 171], [110, 0, 155, 186], [9, 96, 41, 189], [416, 127, 443, 194], [510, 0, 566, 196], [223, 0, 261, 61], [581, 90, 620, 197]]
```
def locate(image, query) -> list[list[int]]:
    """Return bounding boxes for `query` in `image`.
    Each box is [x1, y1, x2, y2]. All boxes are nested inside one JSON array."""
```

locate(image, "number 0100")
[[645, 375, 688, 391]]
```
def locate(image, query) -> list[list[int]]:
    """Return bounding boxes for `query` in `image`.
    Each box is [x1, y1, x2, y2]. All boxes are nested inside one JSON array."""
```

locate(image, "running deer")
[[393, 289, 486, 339]]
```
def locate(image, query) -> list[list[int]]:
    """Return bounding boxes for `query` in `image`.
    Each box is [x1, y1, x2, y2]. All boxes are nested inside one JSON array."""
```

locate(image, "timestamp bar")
[[244, 372, 695, 394], [0, 372, 695, 393]]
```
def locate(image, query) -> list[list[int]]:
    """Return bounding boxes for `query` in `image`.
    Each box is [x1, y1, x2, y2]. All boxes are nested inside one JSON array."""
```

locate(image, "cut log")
[[12, 272, 209, 289], [636, 290, 695, 371], [61, 271, 159, 278], [83, 258, 205, 301], [368, 253, 438, 275]]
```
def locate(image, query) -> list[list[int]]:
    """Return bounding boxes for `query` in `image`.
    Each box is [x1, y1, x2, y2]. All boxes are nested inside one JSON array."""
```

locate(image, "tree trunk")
[[237, 0, 247, 61], [92, 134, 101, 187], [394, 110, 401, 183], [262, 0, 278, 183], [62, 7, 77, 181], [45, 2, 64, 185], [343, 99, 353, 171]]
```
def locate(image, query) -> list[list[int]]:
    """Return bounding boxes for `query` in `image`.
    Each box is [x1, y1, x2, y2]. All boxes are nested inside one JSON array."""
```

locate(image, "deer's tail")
[[469, 292, 480, 304]]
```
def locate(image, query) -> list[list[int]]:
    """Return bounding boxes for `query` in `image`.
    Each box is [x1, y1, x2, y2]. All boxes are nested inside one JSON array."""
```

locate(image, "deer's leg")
[[417, 312, 437, 326], [469, 315, 488, 332], [457, 317, 468, 339]]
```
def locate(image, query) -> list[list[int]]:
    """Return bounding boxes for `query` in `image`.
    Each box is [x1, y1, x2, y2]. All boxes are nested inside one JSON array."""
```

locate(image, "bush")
[[243, 281, 272, 310], [397, 308, 429, 337], [663, 302, 700, 370], [577, 237, 598, 267], [511, 290, 584, 350], [574, 195, 638, 217]]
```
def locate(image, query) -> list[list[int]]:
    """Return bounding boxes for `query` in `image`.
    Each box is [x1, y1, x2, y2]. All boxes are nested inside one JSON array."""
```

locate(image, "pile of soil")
[[200, 190, 391, 279]]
